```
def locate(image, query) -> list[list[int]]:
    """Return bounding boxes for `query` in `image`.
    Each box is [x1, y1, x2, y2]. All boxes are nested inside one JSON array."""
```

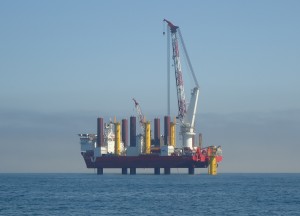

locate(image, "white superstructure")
[[78, 121, 125, 157]]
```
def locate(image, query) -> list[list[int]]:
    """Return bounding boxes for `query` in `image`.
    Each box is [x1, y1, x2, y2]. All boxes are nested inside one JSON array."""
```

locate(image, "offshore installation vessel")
[[79, 19, 223, 175]]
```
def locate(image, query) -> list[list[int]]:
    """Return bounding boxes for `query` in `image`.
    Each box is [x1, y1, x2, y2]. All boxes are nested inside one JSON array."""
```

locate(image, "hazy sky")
[[0, 1, 299, 173]]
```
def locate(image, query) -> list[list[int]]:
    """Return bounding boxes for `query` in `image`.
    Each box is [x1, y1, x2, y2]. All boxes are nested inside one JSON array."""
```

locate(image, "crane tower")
[[164, 19, 200, 149]]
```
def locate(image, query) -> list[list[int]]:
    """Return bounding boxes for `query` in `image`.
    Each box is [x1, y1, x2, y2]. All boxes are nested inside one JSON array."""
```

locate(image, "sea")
[[0, 173, 299, 216]]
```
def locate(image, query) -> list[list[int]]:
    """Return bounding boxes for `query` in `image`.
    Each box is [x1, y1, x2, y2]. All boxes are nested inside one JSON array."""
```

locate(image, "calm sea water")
[[0, 173, 299, 215]]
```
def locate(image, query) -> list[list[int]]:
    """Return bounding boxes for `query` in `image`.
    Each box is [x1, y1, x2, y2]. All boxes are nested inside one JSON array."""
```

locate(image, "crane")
[[164, 19, 200, 149], [132, 98, 145, 135]]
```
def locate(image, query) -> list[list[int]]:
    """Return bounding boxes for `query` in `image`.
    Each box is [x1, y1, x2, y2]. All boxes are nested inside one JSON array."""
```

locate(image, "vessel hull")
[[81, 152, 211, 169]]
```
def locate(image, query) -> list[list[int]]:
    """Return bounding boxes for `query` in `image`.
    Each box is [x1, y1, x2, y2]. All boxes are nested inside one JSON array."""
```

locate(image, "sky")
[[0, 0, 299, 173]]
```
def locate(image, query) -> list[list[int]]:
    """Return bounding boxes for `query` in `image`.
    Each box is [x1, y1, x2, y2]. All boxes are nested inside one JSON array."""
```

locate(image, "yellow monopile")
[[145, 121, 151, 154], [170, 122, 176, 148], [208, 147, 217, 175], [114, 122, 121, 155]]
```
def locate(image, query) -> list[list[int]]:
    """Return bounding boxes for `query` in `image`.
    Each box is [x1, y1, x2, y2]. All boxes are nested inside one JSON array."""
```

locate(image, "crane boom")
[[132, 98, 145, 134], [163, 19, 187, 121], [164, 19, 200, 149]]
